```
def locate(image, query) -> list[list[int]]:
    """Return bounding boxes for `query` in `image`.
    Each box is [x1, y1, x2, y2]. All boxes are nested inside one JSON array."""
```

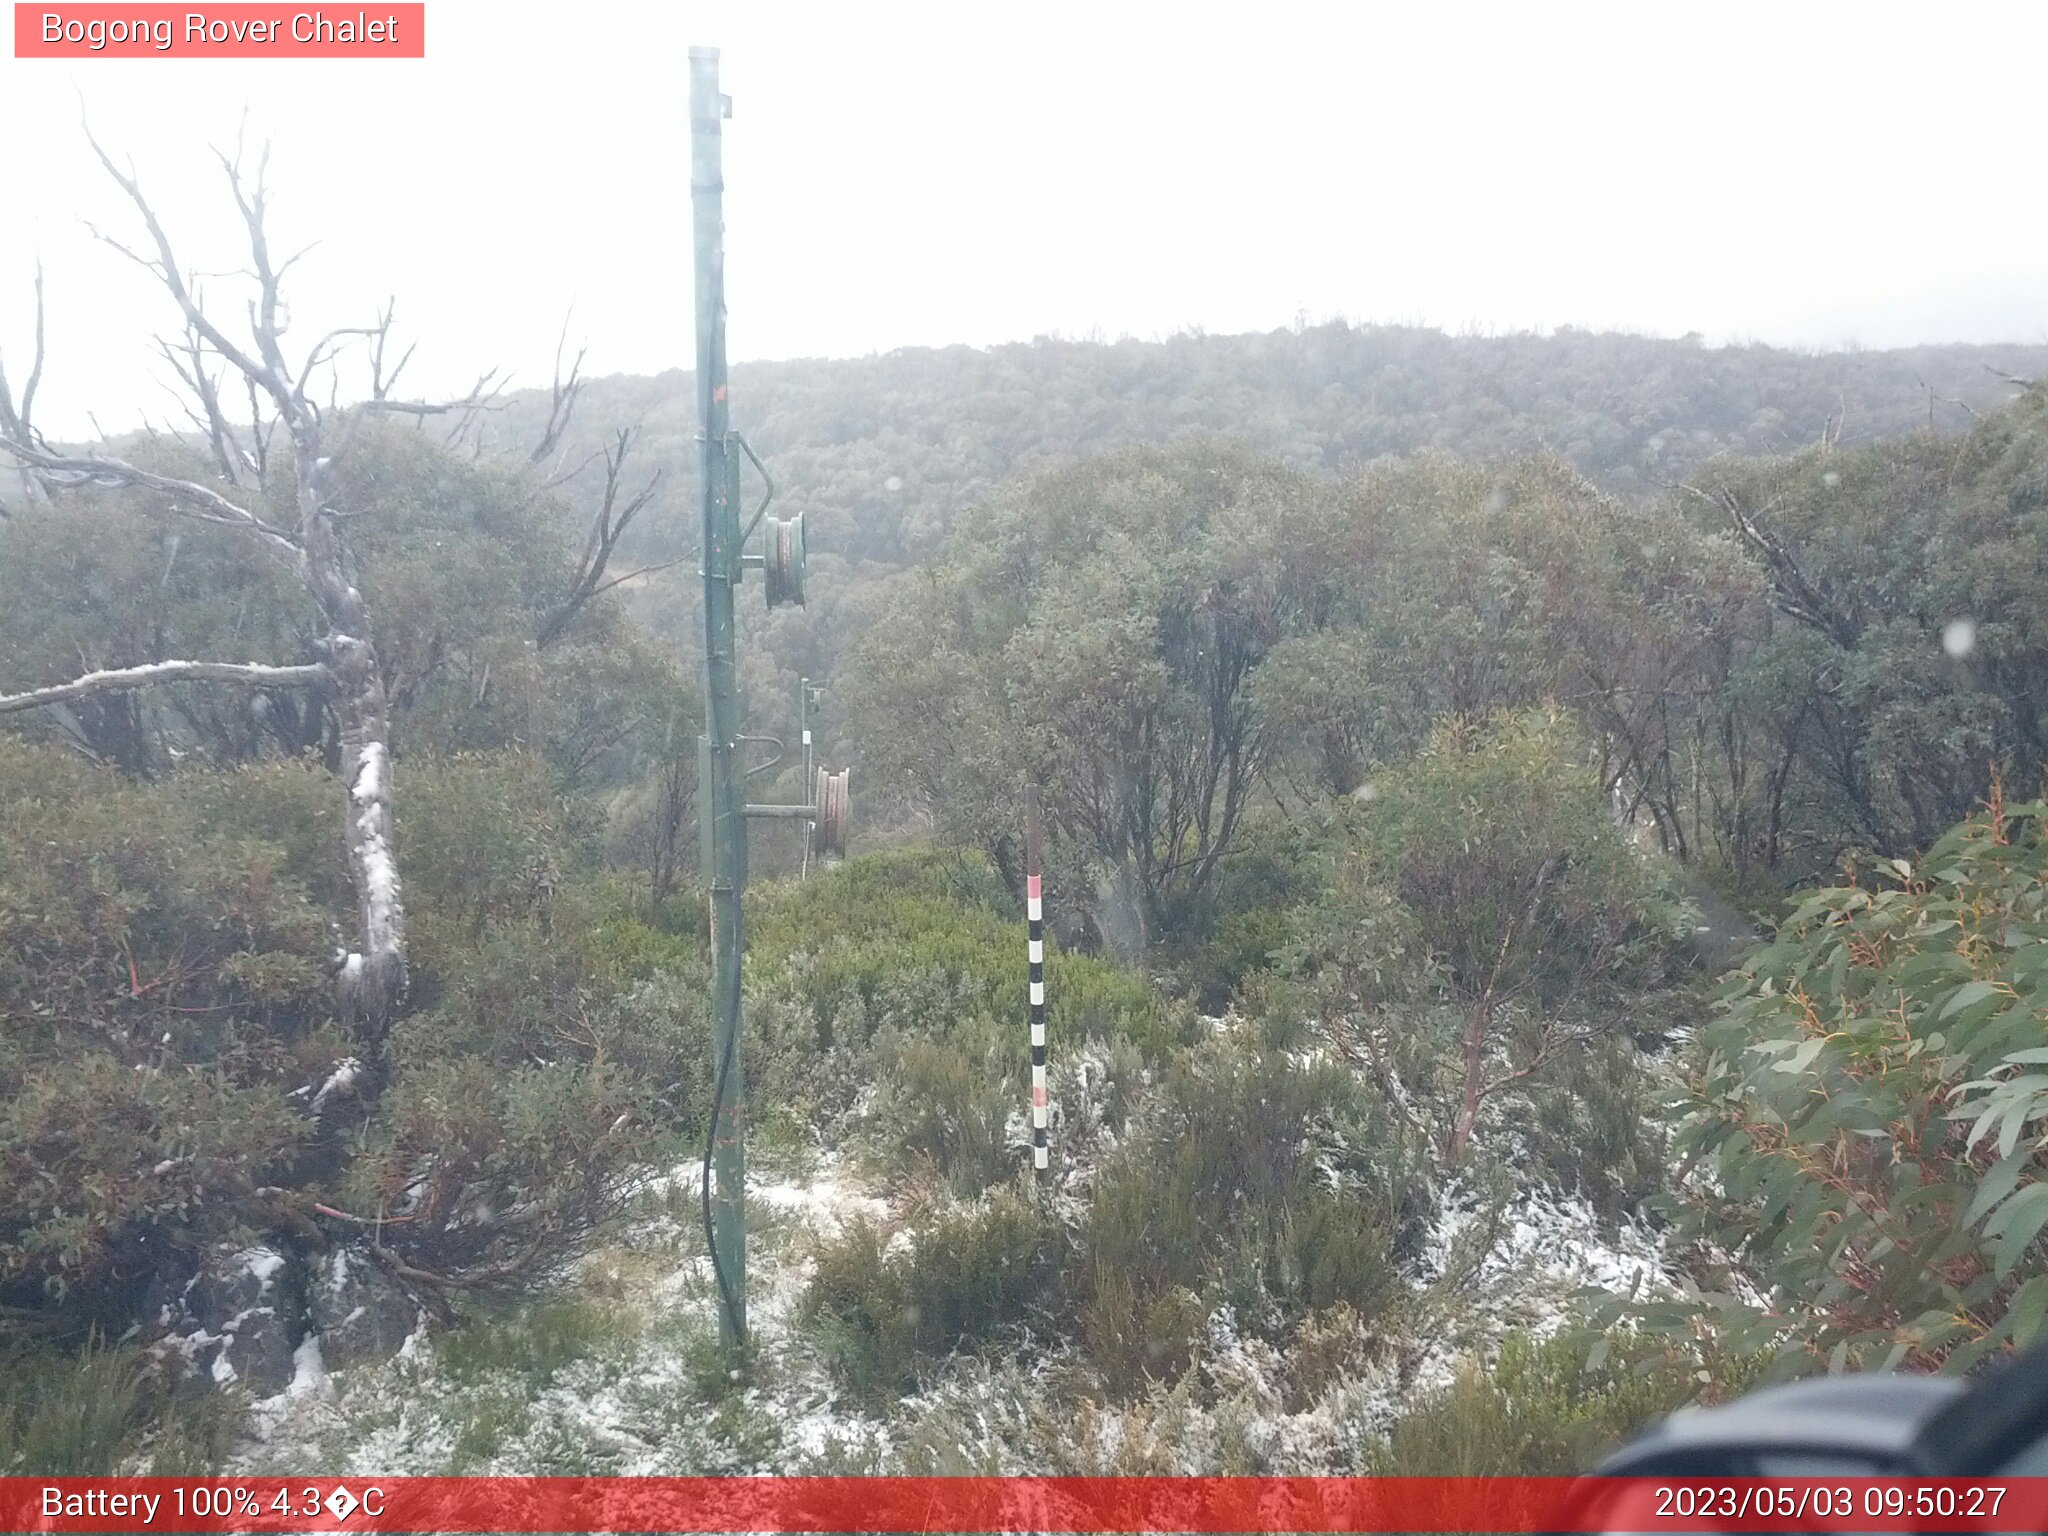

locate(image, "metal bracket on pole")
[[739, 734, 785, 780], [743, 802, 820, 820], [734, 433, 777, 549], [800, 680, 821, 880]]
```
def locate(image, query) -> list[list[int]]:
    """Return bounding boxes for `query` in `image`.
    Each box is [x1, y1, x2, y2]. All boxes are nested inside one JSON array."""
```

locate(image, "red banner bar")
[[13, 4, 424, 57], [4, 1477, 2048, 1533]]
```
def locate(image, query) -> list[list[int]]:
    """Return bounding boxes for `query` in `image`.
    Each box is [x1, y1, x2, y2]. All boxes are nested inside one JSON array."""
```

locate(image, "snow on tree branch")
[[0, 437, 302, 561], [57, 126, 415, 1041], [0, 660, 331, 717]]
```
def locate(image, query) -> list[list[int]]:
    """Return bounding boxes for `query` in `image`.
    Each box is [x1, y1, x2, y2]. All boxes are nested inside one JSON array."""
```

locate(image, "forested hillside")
[[468, 325, 2048, 816], [852, 390, 2048, 921], [487, 324, 2048, 570]]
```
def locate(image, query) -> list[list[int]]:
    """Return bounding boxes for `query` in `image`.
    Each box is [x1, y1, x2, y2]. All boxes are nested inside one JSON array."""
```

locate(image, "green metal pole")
[[691, 44, 746, 1349]]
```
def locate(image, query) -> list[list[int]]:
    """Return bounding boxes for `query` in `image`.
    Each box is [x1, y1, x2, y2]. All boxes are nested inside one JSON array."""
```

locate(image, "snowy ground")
[[233, 1157, 898, 1476], [227, 1148, 1676, 1477]]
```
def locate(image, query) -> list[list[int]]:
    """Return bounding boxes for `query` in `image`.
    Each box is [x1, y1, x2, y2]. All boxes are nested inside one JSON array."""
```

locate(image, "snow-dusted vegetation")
[[233, 1111, 1681, 1477]]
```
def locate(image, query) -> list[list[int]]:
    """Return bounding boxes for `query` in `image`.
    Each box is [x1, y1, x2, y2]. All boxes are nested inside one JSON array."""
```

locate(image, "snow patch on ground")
[[1368, 1181, 1678, 1418], [235, 1155, 895, 1477], [243, 1336, 343, 1451], [1418, 1185, 1671, 1301], [285, 1334, 333, 1399], [231, 1133, 1678, 1477], [752, 1175, 889, 1235], [235, 1246, 287, 1295]]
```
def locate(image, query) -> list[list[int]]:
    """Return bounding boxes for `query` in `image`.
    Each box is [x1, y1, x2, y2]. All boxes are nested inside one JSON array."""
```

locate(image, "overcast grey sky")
[[3, 0, 2044, 436]]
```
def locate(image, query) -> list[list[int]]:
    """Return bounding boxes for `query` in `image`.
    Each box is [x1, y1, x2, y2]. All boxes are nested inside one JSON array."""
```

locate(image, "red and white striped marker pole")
[[1026, 783, 1049, 1172]]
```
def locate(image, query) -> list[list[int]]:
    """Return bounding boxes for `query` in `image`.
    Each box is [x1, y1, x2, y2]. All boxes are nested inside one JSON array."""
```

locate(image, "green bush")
[[1272, 710, 1687, 1171], [0, 1333, 246, 1475], [1284, 1303, 1387, 1411], [433, 1296, 623, 1390], [0, 740, 696, 1330], [741, 848, 1188, 1171], [0, 1338, 147, 1475], [750, 849, 1174, 1055], [862, 1020, 1019, 1196], [1161, 811, 1323, 1007], [1077, 1271, 1207, 1397], [0, 745, 334, 1312], [1363, 1332, 1752, 1475], [1088, 1035, 1419, 1284], [1518, 1035, 1674, 1219], [1631, 797, 2048, 1374], [805, 1187, 1064, 1398], [1276, 1190, 1404, 1316], [399, 752, 602, 939], [1078, 1032, 1416, 1392]]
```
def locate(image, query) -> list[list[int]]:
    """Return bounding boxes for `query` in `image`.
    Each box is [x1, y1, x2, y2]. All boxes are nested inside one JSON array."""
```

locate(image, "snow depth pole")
[[1026, 784, 1049, 1173], [691, 44, 748, 1351]]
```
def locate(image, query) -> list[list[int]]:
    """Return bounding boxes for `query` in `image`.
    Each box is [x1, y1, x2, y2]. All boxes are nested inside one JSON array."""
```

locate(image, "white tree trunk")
[[333, 632, 405, 1034]]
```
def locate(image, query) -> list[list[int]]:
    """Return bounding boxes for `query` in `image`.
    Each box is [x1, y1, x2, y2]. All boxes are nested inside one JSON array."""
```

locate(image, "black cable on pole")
[[701, 913, 746, 1346]]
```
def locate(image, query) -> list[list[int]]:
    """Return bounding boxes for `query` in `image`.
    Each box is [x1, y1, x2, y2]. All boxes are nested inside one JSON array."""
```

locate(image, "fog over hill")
[[480, 322, 2048, 569]]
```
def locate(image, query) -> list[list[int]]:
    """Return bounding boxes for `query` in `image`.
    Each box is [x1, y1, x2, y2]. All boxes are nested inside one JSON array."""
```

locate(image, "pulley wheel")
[[814, 767, 849, 860], [764, 513, 807, 609]]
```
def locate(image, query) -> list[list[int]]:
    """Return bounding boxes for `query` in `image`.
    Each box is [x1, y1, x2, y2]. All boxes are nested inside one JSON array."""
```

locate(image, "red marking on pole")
[[1027, 874, 1042, 900]]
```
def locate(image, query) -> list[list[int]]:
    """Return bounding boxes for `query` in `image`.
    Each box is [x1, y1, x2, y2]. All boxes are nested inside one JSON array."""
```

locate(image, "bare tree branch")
[[298, 324, 384, 390], [214, 138, 305, 410], [584, 557, 685, 602], [1681, 480, 1858, 650], [0, 260, 48, 441], [354, 368, 507, 465], [0, 438, 300, 558], [529, 315, 585, 466], [535, 426, 662, 649], [358, 369, 504, 420], [19, 258, 44, 435], [367, 298, 415, 402], [244, 373, 276, 479], [1912, 372, 1979, 426], [540, 442, 606, 491], [0, 258, 50, 508], [82, 121, 290, 413], [157, 321, 243, 482], [0, 660, 330, 716], [1478, 1019, 1614, 1100]]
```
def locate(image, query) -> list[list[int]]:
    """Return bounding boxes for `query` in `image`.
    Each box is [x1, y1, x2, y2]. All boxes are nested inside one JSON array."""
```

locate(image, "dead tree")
[[0, 135, 463, 1042], [534, 425, 665, 649], [0, 258, 48, 510], [529, 318, 586, 469]]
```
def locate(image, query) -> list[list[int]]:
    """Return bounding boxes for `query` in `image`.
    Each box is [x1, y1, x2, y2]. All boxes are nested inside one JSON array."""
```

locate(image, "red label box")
[[14, 3, 425, 57]]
